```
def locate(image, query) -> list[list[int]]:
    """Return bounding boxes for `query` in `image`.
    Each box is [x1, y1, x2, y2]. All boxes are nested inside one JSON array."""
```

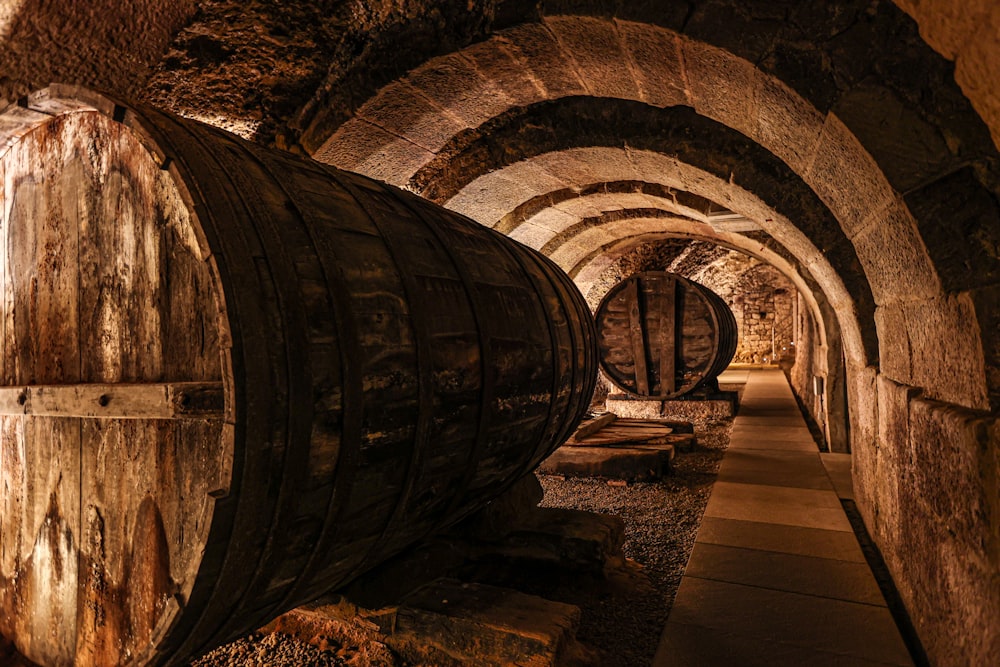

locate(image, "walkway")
[[653, 369, 913, 666]]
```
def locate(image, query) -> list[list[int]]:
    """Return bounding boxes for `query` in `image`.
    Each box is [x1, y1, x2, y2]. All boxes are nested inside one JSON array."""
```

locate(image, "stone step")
[[266, 579, 588, 667], [477, 506, 626, 573], [608, 392, 738, 420], [540, 443, 674, 481]]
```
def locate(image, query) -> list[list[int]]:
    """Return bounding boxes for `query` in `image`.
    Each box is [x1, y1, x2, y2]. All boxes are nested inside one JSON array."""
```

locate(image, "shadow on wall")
[[0, 0, 196, 103]]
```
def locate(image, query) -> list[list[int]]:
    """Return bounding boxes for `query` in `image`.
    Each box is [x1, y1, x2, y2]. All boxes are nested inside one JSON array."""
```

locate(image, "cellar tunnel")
[[1, 1, 998, 666]]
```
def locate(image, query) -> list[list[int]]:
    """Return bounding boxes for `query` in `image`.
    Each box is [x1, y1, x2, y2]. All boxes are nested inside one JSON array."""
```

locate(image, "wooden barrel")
[[595, 272, 736, 398], [0, 85, 597, 667]]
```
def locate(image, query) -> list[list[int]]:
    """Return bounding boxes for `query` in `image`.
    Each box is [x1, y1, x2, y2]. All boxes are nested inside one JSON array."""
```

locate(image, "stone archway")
[[300, 15, 999, 665]]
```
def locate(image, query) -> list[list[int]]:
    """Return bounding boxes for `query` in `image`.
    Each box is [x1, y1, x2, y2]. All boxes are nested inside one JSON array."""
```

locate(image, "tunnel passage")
[[0, 1, 997, 665], [301, 9, 1000, 667]]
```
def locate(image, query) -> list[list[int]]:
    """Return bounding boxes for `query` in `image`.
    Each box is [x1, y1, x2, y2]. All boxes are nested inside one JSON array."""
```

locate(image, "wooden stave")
[[0, 86, 598, 666], [595, 271, 737, 399], [695, 279, 739, 385]]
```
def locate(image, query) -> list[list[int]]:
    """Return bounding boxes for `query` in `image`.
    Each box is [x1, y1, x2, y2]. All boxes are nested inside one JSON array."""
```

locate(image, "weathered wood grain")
[[0, 102, 227, 667], [0, 382, 224, 418], [596, 272, 737, 399], [569, 412, 617, 441], [655, 274, 676, 395]]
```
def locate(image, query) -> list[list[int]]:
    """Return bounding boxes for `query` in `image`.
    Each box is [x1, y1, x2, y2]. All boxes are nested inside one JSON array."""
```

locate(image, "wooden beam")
[[0, 382, 225, 419], [658, 275, 676, 396], [569, 412, 617, 442], [626, 278, 650, 395]]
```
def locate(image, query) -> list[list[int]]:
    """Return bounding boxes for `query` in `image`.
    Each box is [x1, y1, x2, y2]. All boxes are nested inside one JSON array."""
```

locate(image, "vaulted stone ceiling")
[[1, 2, 999, 666]]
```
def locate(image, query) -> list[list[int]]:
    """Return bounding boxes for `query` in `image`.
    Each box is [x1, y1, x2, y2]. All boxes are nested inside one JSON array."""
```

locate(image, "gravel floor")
[[534, 418, 732, 667], [192, 418, 733, 667], [190, 632, 347, 667]]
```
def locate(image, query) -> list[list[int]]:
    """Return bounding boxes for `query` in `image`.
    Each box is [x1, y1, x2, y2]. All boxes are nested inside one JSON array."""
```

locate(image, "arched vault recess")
[[441, 145, 861, 382], [309, 17, 991, 413], [448, 180, 832, 357]]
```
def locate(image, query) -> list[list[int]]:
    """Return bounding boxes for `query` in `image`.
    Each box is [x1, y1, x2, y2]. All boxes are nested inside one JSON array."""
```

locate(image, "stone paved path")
[[653, 369, 914, 666]]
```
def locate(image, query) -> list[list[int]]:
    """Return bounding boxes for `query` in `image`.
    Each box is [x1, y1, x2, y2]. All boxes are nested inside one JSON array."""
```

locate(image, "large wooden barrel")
[[595, 272, 736, 398], [0, 86, 597, 667]]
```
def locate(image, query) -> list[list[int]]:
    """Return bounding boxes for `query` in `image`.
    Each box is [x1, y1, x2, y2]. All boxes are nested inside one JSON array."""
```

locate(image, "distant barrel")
[[0, 85, 597, 667], [595, 271, 736, 398]]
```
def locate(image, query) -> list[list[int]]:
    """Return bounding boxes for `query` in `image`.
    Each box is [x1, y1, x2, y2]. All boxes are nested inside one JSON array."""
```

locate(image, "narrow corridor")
[[655, 369, 913, 666]]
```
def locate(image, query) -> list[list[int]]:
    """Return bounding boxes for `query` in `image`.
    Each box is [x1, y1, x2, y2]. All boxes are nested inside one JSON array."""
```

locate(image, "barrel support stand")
[[259, 475, 633, 667]]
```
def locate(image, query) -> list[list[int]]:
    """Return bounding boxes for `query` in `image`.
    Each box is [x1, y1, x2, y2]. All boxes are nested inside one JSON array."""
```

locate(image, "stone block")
[[539, 445, 672, 482], [873, 375, 919, 545], [509, 220, 561, 249], [314, 117, 435, 185], [903, 165, 1000, 292], [606, 394, 737, 420], [898, 293, 990, 410], [907, 397, 999, 563], [890, 460, 1000, 667], [395, 579, 581, 666], [355, 80, 467, 153], [549, 241, 597, 272], [805, 113, 896, 238], [847, 364, 878, 497], [625, 148, 684, 188], [874, 304, 913, 385], [851, 197, 941, 304], [832, 82, 957, 193], [527, 206, 581, 234], [406, 52, 513, 128], [484, 506, 627, 573], [614, 20, 688, 107], [445, 164, 568, 225], [461, 38, 548, 109], [267, 579, 583, 667], [500, 22, 588, 99], [680, 36, 760, 141], [535, 147, 641, 188], [543, 16, 640, 100]]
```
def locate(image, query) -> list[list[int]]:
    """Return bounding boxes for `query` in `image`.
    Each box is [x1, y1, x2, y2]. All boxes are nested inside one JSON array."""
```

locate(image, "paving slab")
[[718, 449, 834, 490], [705, 481, 852, 531], [684, 543, 887, 605], [731, 425, 815, 439], [664, 578, 912, 665], [735, 409, 802, 419], [737, 395, 796, 404], [717, 369, 752, 384], [695, 517, 867, 562], [728, 434, 818, 452], [735, 415, 808, 426], [654, 621, 906, 667]]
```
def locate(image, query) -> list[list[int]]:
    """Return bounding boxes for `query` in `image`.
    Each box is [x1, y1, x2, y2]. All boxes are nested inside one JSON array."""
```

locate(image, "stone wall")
[[0, 0, 196, 102], [724, 267, 795, 365]]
